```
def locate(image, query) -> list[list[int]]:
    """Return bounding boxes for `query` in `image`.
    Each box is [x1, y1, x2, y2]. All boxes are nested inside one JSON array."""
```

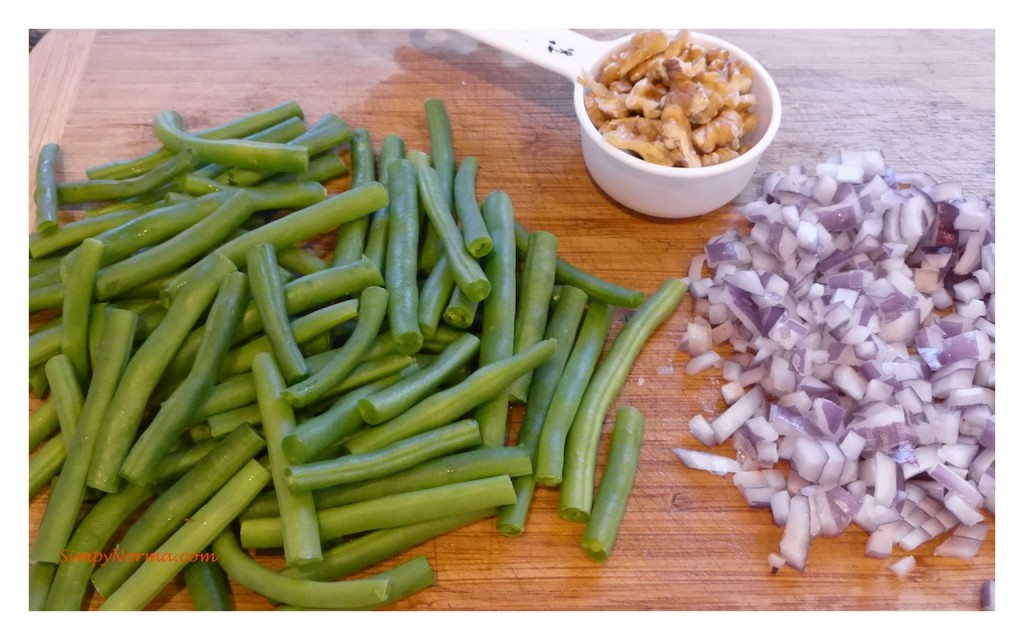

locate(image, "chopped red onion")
[[710, 387, 764, 444], [672, 447, 742, 476], [981, 579, 995, 611], [780, 494, 811, 571], [684, 350, 721, 375], [865, 529, 894, 558], [889, 555, 916, 578], [934, 534, 984, 560], [719, 380, 746, 405], [673, 149, 995, 575]]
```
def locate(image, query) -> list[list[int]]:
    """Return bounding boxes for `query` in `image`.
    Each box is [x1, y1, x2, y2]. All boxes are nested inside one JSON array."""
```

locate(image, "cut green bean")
[[121, 272, 250, 486], [535, 301, 613, 487], [496, 284, 588, 535], [94, 192, 231, 266], [34, 142, 61, 236], [279, 555, 435, 611], [280, 369, 407, 465], [195, 346, 410, 428], [560, 278, 686, 522], [581, 406, 645, 563], [416, 255, 455, 342], [243, 180, 329, 211], [358, 332, 480, 425], [163, 183, 387, 303], [59, 238, 105, 381], [191, 115, 309, 181], [252, 352, 322, 567], [57, 149, 197, 204], [218, 298, 358, 379], [282, 509, 495, 583], [246, 446, 531, 520], [183, 558, 234, 611], [247, 243, 309, 384], [221, 113, 351, 187], [425, 98, 456, 208], [45, 354, 83, 445], [453, 156, 492, 258], [28, 281, 64, 314], [162, 257, 382, 384], [29, 205, 148, 260], [474, 190, 518, 448], [29, 364, 49, 399], [42, 482, 153, 610], [89, 424, 267, 597], [421, 99, 456, 273], [350, 555, 435, 610], [276, 244, 328, 275], [29, 355, 84, 497], [30, 254, 64, 277], [85, 192, 173, 219], [207, 404, 263, 438], [94, 190, 254, 300], [416, 165, 490, 302], [384, 158, 424, 354], [29, 323, 61, 370], [62, 240, 106, 378], [31, 308, 137, 565], [508, 230, 559, 403], [282, 285, 389, 409], [98, 459, 270, 611], [286, 419, 482, 492], [210, 529, 391, 610], [29, 561, 57, 611], [152, 439, 219, 485], [331, 128, 374, 265], [362, 133, 405, 273], [29, 435, 66, 499], [29, 400, 59, 452], [88, 100, 305, 180], [29, 264, 63, 290], [240, 474, 516, 549], [344, 338, 555, 455], [153, 110, 308, 174], [87, 253, 237, 493], [267, 150, 349, 187], [513, 220, 646, 308], [443, 285, 479, 329], [180, 175, 328, 211]]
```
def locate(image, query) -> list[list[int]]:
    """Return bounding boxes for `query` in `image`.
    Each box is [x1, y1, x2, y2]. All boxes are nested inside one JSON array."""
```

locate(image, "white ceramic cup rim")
[[572, 31, 782, 179]]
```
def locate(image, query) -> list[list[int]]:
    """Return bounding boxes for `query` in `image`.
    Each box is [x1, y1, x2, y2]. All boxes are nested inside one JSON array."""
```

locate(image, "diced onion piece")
[[981, 580, 995, 611], [865, 530, 894, 558], [770, 490, 790, 526], [685, 350, 721, 375], [889, 555, 916, 579], [943, 492, 986, 526], [672, 447, 741, 476], [934, 534, 984, 559], [688, 414, 716, 447], [779, 494, 811, 572], [710, 387, 764, 444]]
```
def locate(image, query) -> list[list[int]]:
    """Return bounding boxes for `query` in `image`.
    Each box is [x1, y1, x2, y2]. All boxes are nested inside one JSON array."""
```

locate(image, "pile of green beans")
[[28, 98, 682, 611]]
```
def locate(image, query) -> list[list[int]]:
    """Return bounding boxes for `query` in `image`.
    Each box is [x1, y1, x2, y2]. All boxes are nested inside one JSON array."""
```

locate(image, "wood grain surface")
[[28, 29, 995, 612]]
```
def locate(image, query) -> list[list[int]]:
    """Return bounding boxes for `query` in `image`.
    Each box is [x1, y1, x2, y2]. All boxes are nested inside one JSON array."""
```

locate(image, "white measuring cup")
[[460, 29, 782, 219]]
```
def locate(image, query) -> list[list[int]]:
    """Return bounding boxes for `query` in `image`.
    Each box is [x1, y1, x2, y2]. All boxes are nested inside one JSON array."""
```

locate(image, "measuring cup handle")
[[457, 29, 610, 81]]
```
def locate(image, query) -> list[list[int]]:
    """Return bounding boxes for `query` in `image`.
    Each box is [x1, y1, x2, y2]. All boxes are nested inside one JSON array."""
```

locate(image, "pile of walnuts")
[[579, 30, 759, 168]]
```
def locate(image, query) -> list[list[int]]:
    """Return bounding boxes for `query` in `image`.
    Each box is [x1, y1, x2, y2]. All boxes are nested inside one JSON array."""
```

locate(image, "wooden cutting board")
[[28, 29, 995, 612]]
